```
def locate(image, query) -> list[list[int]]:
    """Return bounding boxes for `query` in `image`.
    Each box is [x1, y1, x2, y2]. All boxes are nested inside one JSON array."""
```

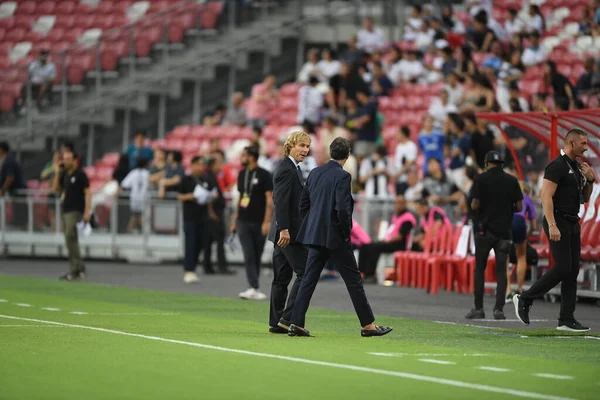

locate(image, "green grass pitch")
[[0, 275, 599, 400]]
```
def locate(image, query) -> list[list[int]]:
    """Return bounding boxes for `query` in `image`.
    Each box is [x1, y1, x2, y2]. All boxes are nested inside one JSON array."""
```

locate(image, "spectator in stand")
[[326, 63, 368, 114], [370, 61, 393, 97], [126, 130, 154, 170], [41, 150, 62, 230], [342, 35, 362, 65], [446, 113, 472, 191], [544, 60, 577, 111], [482, 41, 504, 76], [532, 92, 549, 112], [20, 50, 56, 111], [460, 74, 496, 113], [422, 157, 463, 219], [595, 0, 600, 24], [401, 168, 424, 204], [297, 48, 320, 84], [441, 5, 466, 34], [428, 89, 458, 129], [203, 104, 227, 127], [466, 0, 493, 18], [412, 197, 450, 251], [117, 158, 150, 234], [455, 45, 477, 81], [386, 46, 403, 83], [466, 113, 496, 170], [577, 57, 600, 94], [357, 17, 385, 53], [320, 116, 347, 156], [111, 153, 131, 233], [317, 48, 341, 82], [51, 148, 91, 281], [430, 18, 446, 42], [580, 6, 596, 35], [445, 72, 465, 106], [211, 149, 237, 193], [393, 126, 418, 193], [497, 50, 525, 112], [247, 75, 277, 128], [223, 92, 247, 127], [0, 141, 27, 228], [504, 8, 524, 39], [359, 146, 393, 199], [358, 195, 416, 283], [469, 11, 495, 53], [204, 156, 235, 275], [483, 11, 507, 42], [249, 125, 268, 158], [525, 4, 545, 35], [230, 146, 273, 301], [521, 31, 546, 67], [297, 76, 323, 127], [111, 154, 130, 185], [158, 151, 185, 199], [148, 148, 167, 190], [415, 19, 435, 52], [509, 33, 524, 55], [349, 91, 378, 158], [507, 82, 530, 112], [425, 44, 456, 83], [395, 50, 425, 84], [404, 5, 423, 41], [418, 115, 445, 174]]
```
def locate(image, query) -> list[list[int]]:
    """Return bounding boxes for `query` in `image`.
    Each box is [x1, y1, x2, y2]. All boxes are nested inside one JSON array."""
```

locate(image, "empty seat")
[[36, 1, 56, 15], [15, 1, 36, 16], [13, 15, 34, 30], [54, 15, 76, 30], [5, 28, 26, 43], [55, 1, 76, 15], [46, 28, 65, 43]]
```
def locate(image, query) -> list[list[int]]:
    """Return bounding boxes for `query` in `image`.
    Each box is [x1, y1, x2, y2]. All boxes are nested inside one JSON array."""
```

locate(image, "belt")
[[554, 210, 580, 223]]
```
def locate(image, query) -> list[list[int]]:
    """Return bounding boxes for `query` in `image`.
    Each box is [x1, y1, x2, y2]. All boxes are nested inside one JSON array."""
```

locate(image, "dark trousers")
[[474, 231, 510, 311], [237, 220, 266, 289], [62, 211, 84, 273], [291, 243, 375, 328], [358, 241, 405, 277], [183, 220, 206, 272], [521, 215, 581, 323], [269, 243, 307, 327], [204, 213, 227, 273]]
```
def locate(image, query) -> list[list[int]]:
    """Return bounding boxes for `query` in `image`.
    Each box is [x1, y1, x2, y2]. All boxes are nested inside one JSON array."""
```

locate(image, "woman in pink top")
[[247, 75, 277, 127]]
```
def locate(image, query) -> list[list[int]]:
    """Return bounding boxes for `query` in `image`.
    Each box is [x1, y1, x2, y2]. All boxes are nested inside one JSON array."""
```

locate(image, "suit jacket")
[[296, 160, 353, 249], [267, 156, 304, 244]]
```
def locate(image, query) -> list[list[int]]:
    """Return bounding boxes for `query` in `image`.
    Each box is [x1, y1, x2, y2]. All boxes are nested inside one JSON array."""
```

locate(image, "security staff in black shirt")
[[515, 129, 595, 332], [467, 151, 523, 320]]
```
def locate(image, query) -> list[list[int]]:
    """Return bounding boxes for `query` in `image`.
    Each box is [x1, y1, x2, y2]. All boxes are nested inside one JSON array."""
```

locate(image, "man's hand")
[[261, 221, 270, 236], [581, 162, 594, 181], [549, 225, 561, 241], [83, 211, 91, 223], [277, 229, 291, 248], [230, 220, 237, 234], [209, 211, 220, 222]]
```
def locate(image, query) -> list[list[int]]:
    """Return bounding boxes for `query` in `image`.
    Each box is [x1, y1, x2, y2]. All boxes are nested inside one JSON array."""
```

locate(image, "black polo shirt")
[[543, 154, 585, 216], [60, 168, 89, 213], [471, 166, 523, 239], [237, 167, 272, 224], [179, 174, 211, 222], [0, 154, 26, 194]]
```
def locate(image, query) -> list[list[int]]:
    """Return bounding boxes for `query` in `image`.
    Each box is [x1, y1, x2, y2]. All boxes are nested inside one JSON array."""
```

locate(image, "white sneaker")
[[238, 288, 267, 300], [183, 272, 200, 284]]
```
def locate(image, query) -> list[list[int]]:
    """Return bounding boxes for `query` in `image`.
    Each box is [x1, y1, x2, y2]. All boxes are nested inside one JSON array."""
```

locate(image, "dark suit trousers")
[[269, 243, 307, 327], [204, 212, 227, 273], [183, 220, 205, 272], [473, 232, 509, 311], [291, 244, 375, 327], [237, 220, 266, 289], [358, 241, 405, 277], [521, 215, 581, 323]]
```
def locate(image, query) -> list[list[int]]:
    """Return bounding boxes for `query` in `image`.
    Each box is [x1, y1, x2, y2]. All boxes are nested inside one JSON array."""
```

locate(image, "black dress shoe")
[[361, 325, 393, 337], [465, 308, 485, 319], [288, 324, 313, 337], [493, 309, 506, 320], [269, 326, 288, 334]]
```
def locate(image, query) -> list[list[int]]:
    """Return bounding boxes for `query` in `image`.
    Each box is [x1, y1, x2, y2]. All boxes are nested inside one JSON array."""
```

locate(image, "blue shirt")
[[126, 145, 154, 169], [418, 131, 445, 173], [449, 135, 472, 170], [356, 101, 378, 142], [482, 56, 502, 73]]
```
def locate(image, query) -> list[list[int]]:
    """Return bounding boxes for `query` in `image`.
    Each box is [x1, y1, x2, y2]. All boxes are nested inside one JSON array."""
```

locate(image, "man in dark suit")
[[288, 137, 393, 337], [267, 131, 311, 334]]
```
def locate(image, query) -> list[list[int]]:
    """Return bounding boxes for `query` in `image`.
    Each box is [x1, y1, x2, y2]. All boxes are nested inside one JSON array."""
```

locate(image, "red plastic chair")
[[36, 1, 56, 15], [5, 27, 26, 43], [13, 15, 35, 30], [15, 1, 36, 16]]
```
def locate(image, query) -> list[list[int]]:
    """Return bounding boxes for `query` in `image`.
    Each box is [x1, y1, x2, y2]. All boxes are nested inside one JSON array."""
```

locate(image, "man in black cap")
[[466, 150, 523, 320]]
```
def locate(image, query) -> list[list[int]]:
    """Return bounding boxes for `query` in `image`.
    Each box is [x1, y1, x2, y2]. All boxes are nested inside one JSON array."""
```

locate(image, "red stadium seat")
[[66, 53, 94, 84], [74, 15, 96, 30], [54, 15, 76, 30], [5, 27, 26, 43], [171, 125, 191, 138], [0, 17, 15, 31], [0, 82, 22, 112], [95, 1, 115, 16], [46, 28, 65, 43], [36, 1, 56, 15], [15, 1, 36, 16], [13, 15, 35, 30]]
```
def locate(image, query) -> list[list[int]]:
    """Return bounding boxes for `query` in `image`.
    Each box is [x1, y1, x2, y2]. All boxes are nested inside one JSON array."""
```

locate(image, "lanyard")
[[244, 169, 257, 195], [561, 155, 584, 195]]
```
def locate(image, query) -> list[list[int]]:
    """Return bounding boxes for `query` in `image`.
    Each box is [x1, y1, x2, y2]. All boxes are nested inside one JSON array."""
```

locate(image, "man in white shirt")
[[296, 48, 320, 84], [521, 31, 546, 67], [357, 17, 385, 53], [395, 50, 424, 84], [444, 72, 464, 106], [428, 89, 458, 129], [26, 50, 56, 108], [119, 158, 150, 233], [297, 76, 323, 126], [394, 126, 417, 187], [504, 8, 524, 39], [404, 5, 423, 41]]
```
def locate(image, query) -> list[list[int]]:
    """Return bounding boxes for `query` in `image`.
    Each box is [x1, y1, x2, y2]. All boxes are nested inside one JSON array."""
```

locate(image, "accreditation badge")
[[240, 193, 251, 208]]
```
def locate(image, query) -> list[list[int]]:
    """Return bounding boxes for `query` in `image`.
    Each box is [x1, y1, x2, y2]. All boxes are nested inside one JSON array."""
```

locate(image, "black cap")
[[484, 151, 503, 164]]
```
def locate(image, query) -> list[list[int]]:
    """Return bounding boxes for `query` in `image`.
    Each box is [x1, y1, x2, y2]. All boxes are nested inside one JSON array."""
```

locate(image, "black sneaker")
[[465, 309, 485, 319], [493, 309, 506, 320], [557, 321, 590, 333], [59, 272, 83, 281], [513, 294, 531, 325]]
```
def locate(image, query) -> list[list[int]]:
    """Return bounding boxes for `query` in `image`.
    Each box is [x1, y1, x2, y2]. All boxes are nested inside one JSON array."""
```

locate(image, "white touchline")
[[369, 353, 489, 357], [534, 374, 574, 380], [41, 308, 60, 311], [419, 359, 456, 365], [477, 367, 511, 372], [69, 312, 88, 315], [14, 303, 31, 307], [0, 314, 578, 400], [0, 299, 7, 302]]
